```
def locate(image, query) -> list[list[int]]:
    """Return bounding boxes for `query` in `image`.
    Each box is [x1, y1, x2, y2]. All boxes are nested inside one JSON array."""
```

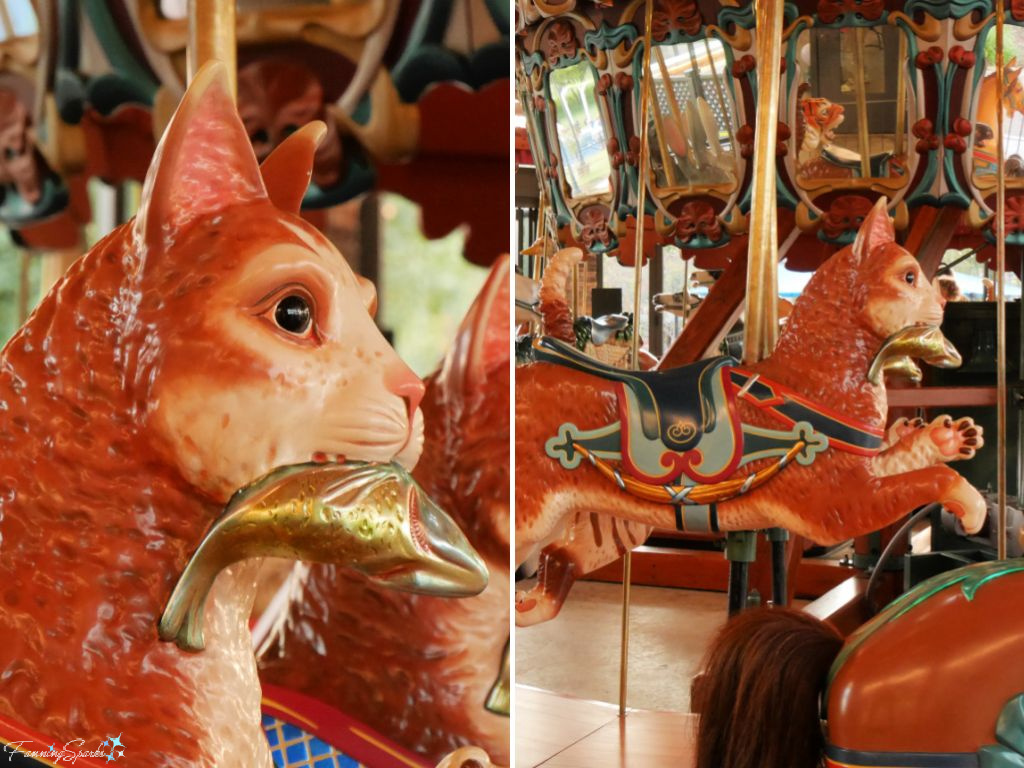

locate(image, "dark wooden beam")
[[584, 545, 854, 600], [902, 204, 963, 278], [657, 244, 748, 369]]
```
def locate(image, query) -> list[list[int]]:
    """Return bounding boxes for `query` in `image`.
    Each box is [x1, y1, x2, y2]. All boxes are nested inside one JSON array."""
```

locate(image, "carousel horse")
[[0, 62, 486, 767], [259, 256, 511, 764], [695, 560, 1024, 768], [515, 197, 985, 626]]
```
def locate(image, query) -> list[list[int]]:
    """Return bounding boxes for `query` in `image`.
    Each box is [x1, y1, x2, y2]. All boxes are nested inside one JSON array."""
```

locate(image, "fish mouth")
[[363, 484, 489, 597], [867, 324, 962, 385], [159, 460, 487, 652]]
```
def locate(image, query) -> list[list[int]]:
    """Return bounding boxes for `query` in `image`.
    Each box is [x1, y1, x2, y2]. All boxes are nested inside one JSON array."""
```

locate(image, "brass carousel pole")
[[728, 0, 785, 615], [620, 0, 655, 718], [187, 0, 238, 97], [996, 0, 1008, 560]]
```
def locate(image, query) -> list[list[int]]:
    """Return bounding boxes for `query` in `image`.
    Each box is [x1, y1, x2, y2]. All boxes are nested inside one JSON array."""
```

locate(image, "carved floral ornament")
[[821, 195, 874, 240], [651, 0, 703, 41], [816, 0, 885, 24], [541, 19, 579, 66], [578, 205, 614, 251], [674, 201, 722, 243]]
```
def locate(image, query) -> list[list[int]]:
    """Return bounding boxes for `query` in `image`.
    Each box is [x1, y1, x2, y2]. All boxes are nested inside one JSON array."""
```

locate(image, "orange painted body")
[[260, 258, 511, 764], [0, 63, 423, 767], [515, 199, 985, 626]]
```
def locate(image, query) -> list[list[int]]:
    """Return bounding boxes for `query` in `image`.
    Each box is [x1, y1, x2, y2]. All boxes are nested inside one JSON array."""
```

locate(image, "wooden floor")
[[516, 686, 697, 767]]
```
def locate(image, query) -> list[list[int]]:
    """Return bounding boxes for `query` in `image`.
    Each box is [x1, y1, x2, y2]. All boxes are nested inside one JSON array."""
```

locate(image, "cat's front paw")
[[928, 415, 983, 461]]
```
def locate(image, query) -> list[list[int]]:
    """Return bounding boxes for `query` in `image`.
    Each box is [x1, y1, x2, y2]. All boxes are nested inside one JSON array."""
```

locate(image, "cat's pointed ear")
[[135, 61, 266, 249], [852, 196, 894, 262], [260, 121, 326, 214]]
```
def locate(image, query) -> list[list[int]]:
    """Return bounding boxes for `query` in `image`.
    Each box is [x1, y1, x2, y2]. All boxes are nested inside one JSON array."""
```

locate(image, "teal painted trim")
[[302, 148, 376, 210], [482, 0, 509, 30], [521, 51, 545, 76], [81, 0, 158, 101], [0, 175, 69, 226], [717, 4, 756, 31], [674, 231, 730, 249], [394, 42, 509, 102], [584, 22, 637, 52], [827, 561, 1024, 700], [906, 0, 991, 17], [891, 18, 941, 208], [939, 57, 973, 206], [978, 694, 1024, 766]]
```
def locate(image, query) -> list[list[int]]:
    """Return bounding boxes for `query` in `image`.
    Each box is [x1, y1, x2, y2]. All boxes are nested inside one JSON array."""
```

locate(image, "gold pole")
[[621, 0, 656, 719], [618, 548, 633, 718], [743, 0, 785, 364], [852, 28, 872, 180], [895, 33, 907, 159], [187, 0, 237, 98], [653, 46, 683, 187], [996, 0, 1008, 560]]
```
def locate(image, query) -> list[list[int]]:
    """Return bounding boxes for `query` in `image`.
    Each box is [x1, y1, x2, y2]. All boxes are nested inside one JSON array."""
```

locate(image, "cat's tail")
[[694, 607, 842, 768], [538, 247, 582, 342]]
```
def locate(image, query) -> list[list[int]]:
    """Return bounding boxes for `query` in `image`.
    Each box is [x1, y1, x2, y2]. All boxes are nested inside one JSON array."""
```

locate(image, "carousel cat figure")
[[516, 198, 984, 626], [0, 61, 486, 767]]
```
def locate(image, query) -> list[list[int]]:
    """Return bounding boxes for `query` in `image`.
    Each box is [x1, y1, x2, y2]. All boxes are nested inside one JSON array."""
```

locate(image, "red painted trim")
[[261, 684, 431, 768]]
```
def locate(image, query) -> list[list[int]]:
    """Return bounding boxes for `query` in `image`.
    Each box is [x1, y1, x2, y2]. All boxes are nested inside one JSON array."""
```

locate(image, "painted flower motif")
[[651, 0, 702, 41], [912, 119, 939, 153], [821, 195, 874, 240], [915, 46, 944, 69], [732, 55, 756, 77], [675, 201, 722, 243], [949, 45, 976, 69], [817, 0, 884, 24], [736, 124, 755, 158]]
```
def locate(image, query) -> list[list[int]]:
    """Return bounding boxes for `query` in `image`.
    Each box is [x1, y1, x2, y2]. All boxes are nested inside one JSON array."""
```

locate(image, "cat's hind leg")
[[515, 513, 650, 627]]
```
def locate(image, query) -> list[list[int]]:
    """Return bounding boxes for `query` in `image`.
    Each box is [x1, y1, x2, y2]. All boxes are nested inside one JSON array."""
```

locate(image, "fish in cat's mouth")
[[158, 460, 488, 652]]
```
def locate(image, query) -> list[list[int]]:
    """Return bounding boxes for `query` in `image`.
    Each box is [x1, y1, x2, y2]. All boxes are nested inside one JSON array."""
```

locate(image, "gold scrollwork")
[[888, 11, 943, 43], [667, 419, 698, 442]]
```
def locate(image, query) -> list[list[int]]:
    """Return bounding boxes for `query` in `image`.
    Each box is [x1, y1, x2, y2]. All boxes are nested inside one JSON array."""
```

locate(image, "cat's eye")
[[274, 294, 313, 336]]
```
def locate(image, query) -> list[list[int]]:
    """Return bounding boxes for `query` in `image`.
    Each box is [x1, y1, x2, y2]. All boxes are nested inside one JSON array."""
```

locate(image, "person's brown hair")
[[694, 608, 843, 768]]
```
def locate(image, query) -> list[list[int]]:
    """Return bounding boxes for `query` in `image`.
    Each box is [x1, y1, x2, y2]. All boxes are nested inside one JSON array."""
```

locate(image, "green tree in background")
[[378, 194, 487, 377], [0, 229, 41, 346]]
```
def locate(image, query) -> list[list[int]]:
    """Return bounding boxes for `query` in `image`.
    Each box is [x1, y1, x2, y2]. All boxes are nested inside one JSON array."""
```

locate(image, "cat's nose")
[[386, 362, 424, 422]]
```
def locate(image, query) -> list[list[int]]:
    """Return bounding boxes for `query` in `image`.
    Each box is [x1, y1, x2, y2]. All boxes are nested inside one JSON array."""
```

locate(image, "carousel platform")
[[516, 686, 697, 768]]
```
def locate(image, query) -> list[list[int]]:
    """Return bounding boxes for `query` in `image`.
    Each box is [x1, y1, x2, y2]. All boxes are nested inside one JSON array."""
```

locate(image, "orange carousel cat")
[[0, 62, 487, 767], [515, 199, 984, 626]]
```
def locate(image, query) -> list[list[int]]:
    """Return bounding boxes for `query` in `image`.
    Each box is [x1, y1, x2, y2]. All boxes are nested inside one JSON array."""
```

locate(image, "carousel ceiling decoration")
[[514, 0, 1024, 267], [0, 0, 509, 263]]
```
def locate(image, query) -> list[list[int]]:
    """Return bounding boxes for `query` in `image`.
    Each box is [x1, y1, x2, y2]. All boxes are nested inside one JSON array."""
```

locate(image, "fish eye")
[[274, 294, 312, 336]]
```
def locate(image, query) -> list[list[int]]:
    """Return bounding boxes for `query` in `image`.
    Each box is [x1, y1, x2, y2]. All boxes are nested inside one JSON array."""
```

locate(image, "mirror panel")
[[646, 38, 737, 189], [793, 25, 909, 185], [549, 61, 612, 198], [972, 24, 1024, 185]]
